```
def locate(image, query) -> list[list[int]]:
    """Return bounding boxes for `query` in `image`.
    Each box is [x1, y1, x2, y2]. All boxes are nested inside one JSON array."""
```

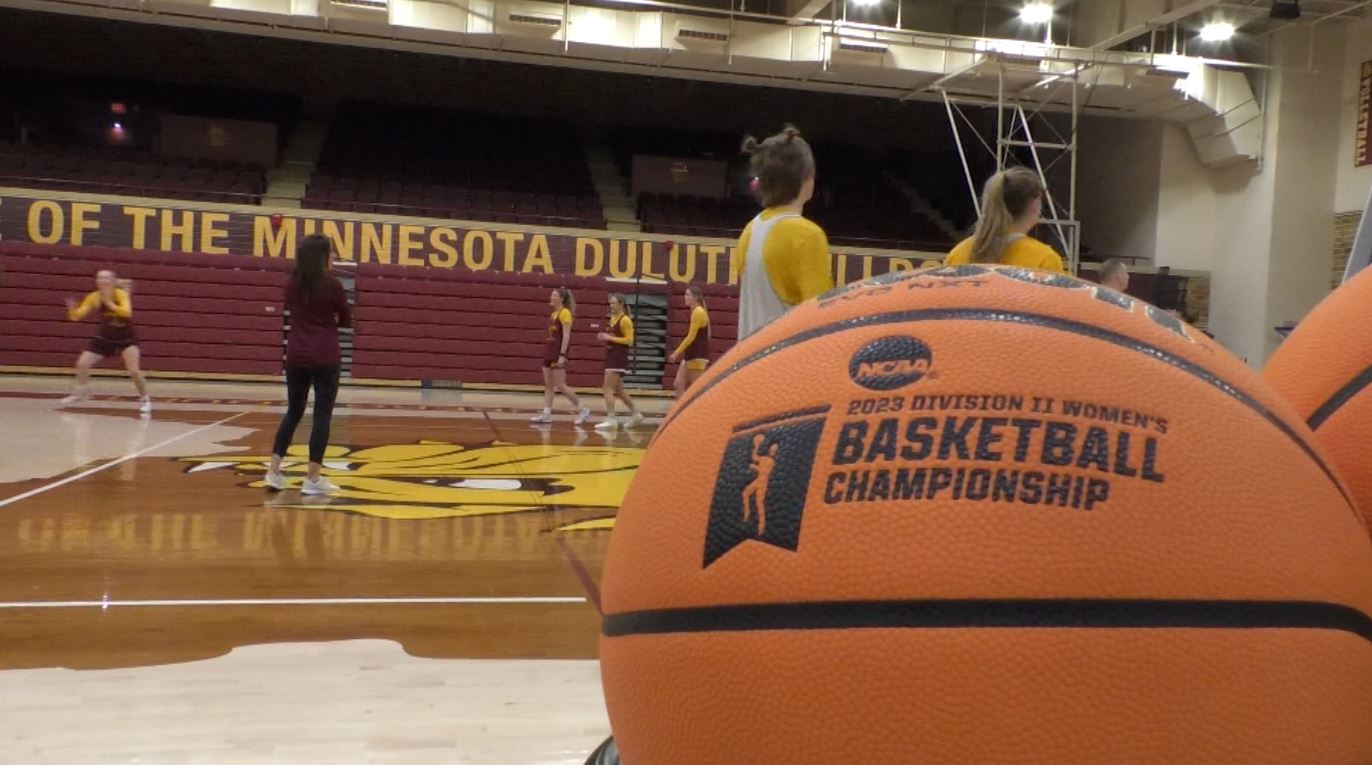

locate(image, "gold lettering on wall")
[[69, 203, 102, 246], [575, 238, 604, 276], [200, 212, 230, 255], [160, 209, 196, 252], [397, 224, 425, 267], [523, 234, 553, 273], [322, 220, 356, 261], [496, 231, 524, 272], [361, 223, 393, 264], [429, 227, 459, 268], [465, 230, 494, 270], [254, 215, 296, 259], [123, 206, 157, 250], [27, 200, 63, 244]]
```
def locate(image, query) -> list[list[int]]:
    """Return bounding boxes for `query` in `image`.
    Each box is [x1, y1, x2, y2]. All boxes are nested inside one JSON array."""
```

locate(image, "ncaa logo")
[[848, 336, 933, 391]]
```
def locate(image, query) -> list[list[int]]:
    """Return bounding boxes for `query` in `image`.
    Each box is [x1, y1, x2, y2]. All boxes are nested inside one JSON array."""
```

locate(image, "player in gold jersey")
[[945, 166, 1067, 274], [594, 294, 645, 431], [669, 285, 711, 397], [531, 286, 591, 425], [61, 269, 151, 413], [734, 126, 834, 340]]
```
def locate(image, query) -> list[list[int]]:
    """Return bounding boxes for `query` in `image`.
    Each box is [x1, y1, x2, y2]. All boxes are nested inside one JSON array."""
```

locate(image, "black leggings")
[[272, 365, 341, 464]]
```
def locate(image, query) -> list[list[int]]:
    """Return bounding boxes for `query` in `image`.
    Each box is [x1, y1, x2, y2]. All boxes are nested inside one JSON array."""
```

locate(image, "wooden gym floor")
[[0, 374, 662, 763]]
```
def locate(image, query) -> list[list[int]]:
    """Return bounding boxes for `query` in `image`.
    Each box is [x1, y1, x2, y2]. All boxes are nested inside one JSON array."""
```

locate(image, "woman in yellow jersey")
[[668, 284, 711, 397], [61, 269, 151, 413], [945, 166, 1066, 274], [593, 294, 645, 431], [736, 126, 835, 340], [531, 286, 591, 425]]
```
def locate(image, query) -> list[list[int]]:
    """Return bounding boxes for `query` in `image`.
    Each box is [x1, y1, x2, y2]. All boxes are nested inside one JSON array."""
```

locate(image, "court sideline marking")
[[556, 535, 604, 614], [0, 411, 250, 509], [0, 596, 586, 609]]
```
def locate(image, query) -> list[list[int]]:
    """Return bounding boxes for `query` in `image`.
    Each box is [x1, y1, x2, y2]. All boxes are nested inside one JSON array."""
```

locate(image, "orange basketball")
[[600, 265, 1372, 762], [1265, 267, 1372, 533]]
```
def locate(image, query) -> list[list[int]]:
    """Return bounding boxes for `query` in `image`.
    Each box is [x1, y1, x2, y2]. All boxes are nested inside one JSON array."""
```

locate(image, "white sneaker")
[[138, 397, 153, 414], [530, 411, 553, 424], [301, 477, 340, 495], [59, 393, 86, 407], [575, 407, 592, 425], [594, 418, 619, 430], [264, 471, 287, 491], [627, 412, 646, 428]]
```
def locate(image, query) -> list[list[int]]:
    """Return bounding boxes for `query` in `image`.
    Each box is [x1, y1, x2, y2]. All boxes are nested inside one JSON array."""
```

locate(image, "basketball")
[[600, 266, 1372, 762], [1265, 266, 1372, 533]]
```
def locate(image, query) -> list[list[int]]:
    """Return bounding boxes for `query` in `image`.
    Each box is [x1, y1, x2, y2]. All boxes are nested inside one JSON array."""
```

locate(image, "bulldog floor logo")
[[180, 440, 643, 531], [703, 406, 829, 568]]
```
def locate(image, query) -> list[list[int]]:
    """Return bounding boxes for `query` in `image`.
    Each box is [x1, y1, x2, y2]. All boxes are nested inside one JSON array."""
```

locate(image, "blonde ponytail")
[[971, 174, 1011, 264], [970, 167, 1044, 264]]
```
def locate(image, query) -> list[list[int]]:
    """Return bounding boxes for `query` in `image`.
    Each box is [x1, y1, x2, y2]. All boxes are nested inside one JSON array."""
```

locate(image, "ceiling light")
[[1019, 2, 1053, 25], [850, 0, 881, 7], [1199, 21, 1235, 42]]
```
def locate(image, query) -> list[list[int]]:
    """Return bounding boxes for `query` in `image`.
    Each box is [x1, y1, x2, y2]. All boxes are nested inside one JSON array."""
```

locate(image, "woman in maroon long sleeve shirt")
[[264, 234, 353, 494]]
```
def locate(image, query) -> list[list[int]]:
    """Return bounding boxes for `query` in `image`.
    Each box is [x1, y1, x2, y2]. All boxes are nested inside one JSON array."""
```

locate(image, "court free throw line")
[[0, 411, 250, 509], [0, 596, 587, 609]]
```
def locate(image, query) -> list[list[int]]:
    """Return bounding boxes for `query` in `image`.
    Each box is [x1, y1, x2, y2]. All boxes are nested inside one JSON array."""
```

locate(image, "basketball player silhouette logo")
[[703, 407, 828, 568], [741, 434, 778, 536]]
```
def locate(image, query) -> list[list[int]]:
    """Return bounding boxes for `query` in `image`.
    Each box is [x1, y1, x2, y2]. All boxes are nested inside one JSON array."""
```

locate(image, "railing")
[[0, 174, 264, 206], [301, 197, 609, 231]]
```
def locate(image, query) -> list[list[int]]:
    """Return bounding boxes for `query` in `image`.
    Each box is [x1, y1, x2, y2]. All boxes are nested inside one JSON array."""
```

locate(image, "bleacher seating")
[[0, 143, 266, 205], [626, 131, 955, 250], [886, 148, 983, 234], [304, 103, 607, 231], [351, 268, 614, 388], [0, 242, 741, 388], [638, 187, 951, 250], [637, 193, 756, 239], [0, 242, 286, 375], [608, 126, 737, 185]]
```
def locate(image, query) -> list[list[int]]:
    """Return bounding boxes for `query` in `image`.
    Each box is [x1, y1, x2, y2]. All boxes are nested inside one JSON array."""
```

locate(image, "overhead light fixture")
[[1019, 2, 1052, 24], [1199, 21, 1235, 42], [1269, 1, 1300, 20], [850, 0, 881, 7]]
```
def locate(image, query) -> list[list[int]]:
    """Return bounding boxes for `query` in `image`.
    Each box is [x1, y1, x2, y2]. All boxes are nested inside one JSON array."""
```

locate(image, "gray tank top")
[[738, 211, 800, 340]]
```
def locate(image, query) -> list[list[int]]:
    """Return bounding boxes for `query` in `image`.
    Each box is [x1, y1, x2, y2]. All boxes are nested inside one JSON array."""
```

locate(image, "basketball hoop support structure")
[[937, 58, 1087, 274]]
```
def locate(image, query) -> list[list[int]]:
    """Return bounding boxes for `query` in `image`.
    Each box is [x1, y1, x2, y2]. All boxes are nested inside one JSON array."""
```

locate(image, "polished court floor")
[[0, 374, 665, 763]]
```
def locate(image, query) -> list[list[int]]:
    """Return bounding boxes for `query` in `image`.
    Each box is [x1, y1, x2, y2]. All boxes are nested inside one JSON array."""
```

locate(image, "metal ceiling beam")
[[1088, 0, 1225, 50], [786, 0, 831, 23]]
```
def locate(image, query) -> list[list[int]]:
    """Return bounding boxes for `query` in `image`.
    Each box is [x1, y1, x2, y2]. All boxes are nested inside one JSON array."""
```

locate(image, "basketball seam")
[[1307, 363, 1372, 431], [601, 598, 1372, 642], [656, 307, 1355, 510], [731, 405, 833, 434]]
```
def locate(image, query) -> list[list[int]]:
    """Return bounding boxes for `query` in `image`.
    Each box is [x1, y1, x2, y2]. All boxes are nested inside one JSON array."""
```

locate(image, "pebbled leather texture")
[[602, 266, 1372, 764]]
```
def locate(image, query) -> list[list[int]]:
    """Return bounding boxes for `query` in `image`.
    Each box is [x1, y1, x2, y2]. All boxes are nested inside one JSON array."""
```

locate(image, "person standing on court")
[[1097, 258, 1130, 292], [944, 166, 1066, 274], [668, 284, 711, 398], [594, 293, 645, 431], [61, 269, 152, 413], [264, 234, 352, 495], [735, 126, 834, 341], [531, 286, 591, 425]]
